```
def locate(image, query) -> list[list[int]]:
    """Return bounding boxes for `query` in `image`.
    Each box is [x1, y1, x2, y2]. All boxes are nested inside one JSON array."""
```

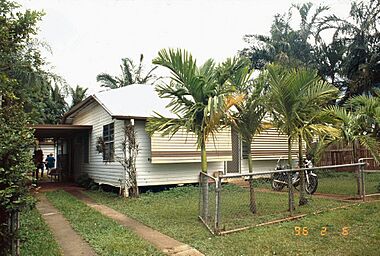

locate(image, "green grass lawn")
[[317, 172, 380, 195], [85, 184, 380, 255], [206, 184, 349, 230], [19, 208, 62, 256], [254, 172, 380, 196], [45, 190, 163, 256]]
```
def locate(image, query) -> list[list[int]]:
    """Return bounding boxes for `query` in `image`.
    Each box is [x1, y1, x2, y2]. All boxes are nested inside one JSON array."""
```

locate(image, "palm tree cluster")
[[147, 48, 380, 213], [241, 0, 380, 104]]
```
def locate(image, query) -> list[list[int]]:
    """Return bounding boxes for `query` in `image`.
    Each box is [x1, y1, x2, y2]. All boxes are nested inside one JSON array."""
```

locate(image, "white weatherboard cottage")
[[62, 84, 297, 188]]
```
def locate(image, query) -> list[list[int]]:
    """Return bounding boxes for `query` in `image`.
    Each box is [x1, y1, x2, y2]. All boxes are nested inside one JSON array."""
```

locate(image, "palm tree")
[[319, 0, 380, 100], [146, 49, 243, 172], [347, 91, 380, 137], [241, 2, 329, 70], [70, 85, 88, 107], [96, 54, 158, 89], [266, 65, 338, 208], [233, 69, 268, 214], [324, 100, 380, 196], [146, 49, 243, 221]]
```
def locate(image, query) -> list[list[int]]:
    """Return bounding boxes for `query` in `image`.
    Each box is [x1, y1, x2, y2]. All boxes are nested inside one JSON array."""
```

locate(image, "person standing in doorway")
[[34, 149, 44, 179], [45, 153, 55, 175]]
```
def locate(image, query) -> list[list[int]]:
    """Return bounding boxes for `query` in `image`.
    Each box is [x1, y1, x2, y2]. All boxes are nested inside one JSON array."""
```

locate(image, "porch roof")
[[32, 124, 92, 139]]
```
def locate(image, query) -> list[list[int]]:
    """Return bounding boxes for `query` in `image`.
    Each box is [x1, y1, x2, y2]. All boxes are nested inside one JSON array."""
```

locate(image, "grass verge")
[[317, 172, 380, 195], [86, 185, 380, 256], [20, 208, 62, 256], [45, 190, 163, 256]]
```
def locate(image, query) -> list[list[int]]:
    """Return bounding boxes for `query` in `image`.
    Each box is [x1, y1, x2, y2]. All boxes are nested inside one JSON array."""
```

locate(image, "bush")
[[76, 174, 98, 190]]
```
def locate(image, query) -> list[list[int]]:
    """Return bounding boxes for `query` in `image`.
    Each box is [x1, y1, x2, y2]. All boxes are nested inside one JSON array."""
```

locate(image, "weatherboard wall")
[[69, 99, 299, 185], [134, 120, 226, 186], [150, 128, 232, 164], [70, 101, 226, 186], [71, 101, 125, 186], [240, 128, 301, 174]]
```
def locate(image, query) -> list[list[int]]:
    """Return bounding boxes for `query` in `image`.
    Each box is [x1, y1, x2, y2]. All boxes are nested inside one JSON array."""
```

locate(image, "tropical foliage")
[[0, 2, 37, 252], [241, 0, 380, 102], [241, 2, 329, 70], [232, 64, 268, 213], [146, 49, 243, 173], [266, 65, 338, 206], [97, 54, 159, 89], [319, 0, 380, 100], [70, 85, 88, 108], [0, 81, 35, 255]]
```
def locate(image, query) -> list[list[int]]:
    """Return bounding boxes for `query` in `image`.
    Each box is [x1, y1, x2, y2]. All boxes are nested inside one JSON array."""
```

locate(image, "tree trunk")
[[287, 136, 295, 213], [10, 211, 19, 256], [298, 135, 308, 206], [201, 139, 209, 221], [352, 141, 361, 196], [247, 140, 257, 214]]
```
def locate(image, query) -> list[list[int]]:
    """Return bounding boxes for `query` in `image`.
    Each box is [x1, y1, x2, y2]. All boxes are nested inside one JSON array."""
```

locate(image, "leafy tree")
[[97, 54, 159, 88], [266, 65, 338, 207], [0, 0, 62, 252], [70, 85, 88, 108], [0, 0, 68, 124], [0, 79, 35, 255]]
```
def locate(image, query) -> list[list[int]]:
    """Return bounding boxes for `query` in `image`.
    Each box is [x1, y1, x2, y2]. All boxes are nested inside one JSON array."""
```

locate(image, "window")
[[103, 123, 114, 161]]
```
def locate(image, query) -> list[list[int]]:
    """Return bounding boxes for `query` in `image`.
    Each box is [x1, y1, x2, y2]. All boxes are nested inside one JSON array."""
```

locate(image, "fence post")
[[200, 173, 209, 222], [199, 173, 202, 218], [287, 172, 294, 216], [359, 160, 365, 202], [9, 210, 20, 256], [214, 172, 222, 234]]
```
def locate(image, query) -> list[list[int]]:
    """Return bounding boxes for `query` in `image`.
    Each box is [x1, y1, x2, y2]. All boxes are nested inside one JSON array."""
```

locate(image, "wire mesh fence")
[[199, 159, 379, 235], [199, 172, 217, 234]]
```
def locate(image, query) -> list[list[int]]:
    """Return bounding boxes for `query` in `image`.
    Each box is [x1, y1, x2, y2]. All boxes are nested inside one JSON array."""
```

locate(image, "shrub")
[[76, 174, 99, 190]]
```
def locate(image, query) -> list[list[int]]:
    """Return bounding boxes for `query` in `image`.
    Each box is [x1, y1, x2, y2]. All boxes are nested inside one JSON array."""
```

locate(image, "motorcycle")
[[271, 157, 318, 194]]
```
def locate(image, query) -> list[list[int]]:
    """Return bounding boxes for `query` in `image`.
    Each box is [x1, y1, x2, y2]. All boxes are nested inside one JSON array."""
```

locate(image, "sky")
[[19, 0, 352, 95]]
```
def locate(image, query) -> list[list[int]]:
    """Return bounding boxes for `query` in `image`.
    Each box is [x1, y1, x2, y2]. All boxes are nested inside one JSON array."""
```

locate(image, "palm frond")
[[146, 113, 186, 137], [96, 73, 119, 89], [152, 48, 198, 90], [358, 135, 380, 163]]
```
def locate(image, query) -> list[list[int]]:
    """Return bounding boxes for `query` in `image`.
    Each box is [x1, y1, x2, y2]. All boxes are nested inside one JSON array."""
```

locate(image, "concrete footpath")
[[65, 188, 204, 256], [35, 193, 97, 256]]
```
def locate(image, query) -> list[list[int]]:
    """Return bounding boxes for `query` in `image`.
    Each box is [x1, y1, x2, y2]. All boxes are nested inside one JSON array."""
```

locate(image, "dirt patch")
[[33, 181, 80, 192]]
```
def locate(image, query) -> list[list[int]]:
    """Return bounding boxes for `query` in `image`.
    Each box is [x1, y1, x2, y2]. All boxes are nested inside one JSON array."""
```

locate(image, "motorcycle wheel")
[[305, 175, 318, 194], [271, 173, 285, 191]]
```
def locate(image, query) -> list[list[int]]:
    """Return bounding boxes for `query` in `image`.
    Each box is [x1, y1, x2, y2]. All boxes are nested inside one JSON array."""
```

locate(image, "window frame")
[[102, 123, 114, 162]]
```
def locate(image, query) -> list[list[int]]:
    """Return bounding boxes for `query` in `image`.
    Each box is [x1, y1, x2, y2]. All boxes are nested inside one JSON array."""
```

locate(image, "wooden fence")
[[319, 146, 379, 171]]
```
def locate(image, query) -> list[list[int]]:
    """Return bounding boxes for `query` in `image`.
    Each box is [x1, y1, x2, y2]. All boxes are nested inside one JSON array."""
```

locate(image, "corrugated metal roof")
[[93, 84, 177, 119]]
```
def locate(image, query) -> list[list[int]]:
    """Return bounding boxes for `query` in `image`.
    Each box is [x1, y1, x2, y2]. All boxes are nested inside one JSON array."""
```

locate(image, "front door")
[[226, 129, 241, 173]]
